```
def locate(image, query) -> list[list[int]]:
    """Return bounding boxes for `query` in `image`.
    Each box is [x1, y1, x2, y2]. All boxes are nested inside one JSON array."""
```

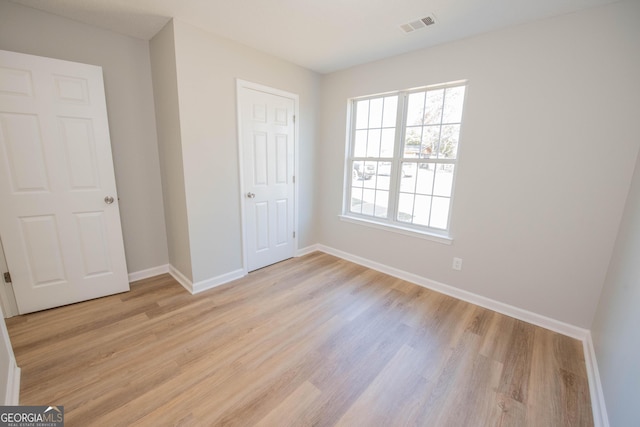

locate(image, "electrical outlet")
[[452, 257, 463, 271]]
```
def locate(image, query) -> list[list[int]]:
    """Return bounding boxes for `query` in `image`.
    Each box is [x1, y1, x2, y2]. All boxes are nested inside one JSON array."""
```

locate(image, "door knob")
[[104, 196, 115, 204], [246, 192, 256, 199]]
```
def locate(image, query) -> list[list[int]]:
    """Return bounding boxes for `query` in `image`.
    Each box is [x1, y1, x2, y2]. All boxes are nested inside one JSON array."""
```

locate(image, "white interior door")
[[238, 83, 296, 272], [0, 49, 129, 314]]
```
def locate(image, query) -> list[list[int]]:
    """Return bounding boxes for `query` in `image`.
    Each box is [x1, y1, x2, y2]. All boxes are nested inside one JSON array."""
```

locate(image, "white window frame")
[[341, 80, 467, 244]]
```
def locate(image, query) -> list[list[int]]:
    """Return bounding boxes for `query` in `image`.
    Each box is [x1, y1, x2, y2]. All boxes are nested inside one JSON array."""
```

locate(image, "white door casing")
[[238, 81, 297, 272], [0, 50, 129, 314], [0, 238, 18, 318]]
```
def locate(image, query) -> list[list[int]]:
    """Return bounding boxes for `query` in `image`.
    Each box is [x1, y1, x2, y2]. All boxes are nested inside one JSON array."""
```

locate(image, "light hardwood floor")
[[6, 252, 593, 426]]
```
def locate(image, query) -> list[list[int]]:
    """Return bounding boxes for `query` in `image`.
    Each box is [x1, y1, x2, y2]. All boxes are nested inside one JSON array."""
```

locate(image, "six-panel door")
[[239, 87, 295, 272], [0, 50, 129, 314]]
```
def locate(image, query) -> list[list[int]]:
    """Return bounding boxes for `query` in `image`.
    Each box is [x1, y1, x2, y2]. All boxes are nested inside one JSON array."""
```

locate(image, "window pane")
[[397, 193, 414, 223], [362, 174, 376, 189], [382, 96, 398, 127], [367, 129, 381, 157], [413, 195, 431, 226], [350, 186, 363, 214], [369, 98, 383, 128], [363, 161, 378, 188], [380, 129, 395, 157], [351, 163, 363, 186], [434, 164, 454, 197], [376, 161, 392, 176], [362, 189, 375, 216], [442, 86, 466, 124], [404, 126, 422, 158], [424, 89, 444, 124], [355, 100, 369, 129], [352, 161, 374, 181], [354, 130, 367, 157], [422, 125, 439, 159], [415, 165, 435, 195], [374, 190, 389, 218], [374, 162, 390, 190], [438, 125, 460, 159], [406, 92, 425, 126], [401, 162, 415, 178], [376, 177, 390, 192], [430, 197, 450, 229], [400, 162, 417, 192]]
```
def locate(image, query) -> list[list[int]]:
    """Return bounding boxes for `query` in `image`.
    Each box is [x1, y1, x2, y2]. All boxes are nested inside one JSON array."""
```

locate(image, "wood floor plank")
[[436, 350, 504, 426], [335, 344, 430, 427], [497, 319, 535, 404], [479, 311, 517, 363], [526, 327, 594, 427], [254, 381, 322, 427], [5, 252, 593, 426], [496, 392, 527, 426]]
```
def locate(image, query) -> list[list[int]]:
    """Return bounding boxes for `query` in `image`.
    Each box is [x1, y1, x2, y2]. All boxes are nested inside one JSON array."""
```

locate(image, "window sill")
[[339, 215, 453, 245]]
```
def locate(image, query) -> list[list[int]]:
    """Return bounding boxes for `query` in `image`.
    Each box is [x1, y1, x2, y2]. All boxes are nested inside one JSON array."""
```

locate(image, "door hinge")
[[293, 231, 296, 238], [293, 115, 296, 123], [3, 272, 11, 283], [292, 175, 295, 184]]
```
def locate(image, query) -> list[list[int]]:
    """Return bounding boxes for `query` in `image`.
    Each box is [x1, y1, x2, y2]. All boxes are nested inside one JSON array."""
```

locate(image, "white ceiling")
[[9, 0, 621, 74]]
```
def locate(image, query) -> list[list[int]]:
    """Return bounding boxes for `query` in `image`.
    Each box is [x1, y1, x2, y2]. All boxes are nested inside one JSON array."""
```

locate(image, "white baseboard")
[[192, 269, 245, 294], [168, 265, 193, 293], [313, 244, 589, 340], [583, 333, 609, 427], [168, 264, 245, 295], [296, 244, 321, 257], [128, 264, 170, 283], [5, 359, 20, 405]]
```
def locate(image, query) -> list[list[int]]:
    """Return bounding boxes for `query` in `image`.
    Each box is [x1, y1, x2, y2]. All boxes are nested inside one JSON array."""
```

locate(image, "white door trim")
[[0, 238, 18, 318], [236, 79, 299, 274]]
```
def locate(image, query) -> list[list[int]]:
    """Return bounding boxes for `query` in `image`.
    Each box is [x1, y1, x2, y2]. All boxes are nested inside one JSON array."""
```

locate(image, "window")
[[344, 82, 466, 238]]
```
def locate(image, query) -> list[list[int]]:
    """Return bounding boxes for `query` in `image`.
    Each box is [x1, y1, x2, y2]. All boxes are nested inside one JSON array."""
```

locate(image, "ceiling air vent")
[[400, 15, 436, 34]]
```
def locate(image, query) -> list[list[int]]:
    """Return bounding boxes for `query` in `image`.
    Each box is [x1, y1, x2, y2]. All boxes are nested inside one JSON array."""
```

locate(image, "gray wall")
[[0, 0, 169, 274], [150, 20, 320, 283], [591, 149, 640, 426], [316, 0, 640, 328], [149, 21, 193, 281]]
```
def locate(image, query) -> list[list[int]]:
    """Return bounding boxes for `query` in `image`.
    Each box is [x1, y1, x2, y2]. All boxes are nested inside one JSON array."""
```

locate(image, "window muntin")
[[346, 83, 466, 235]]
